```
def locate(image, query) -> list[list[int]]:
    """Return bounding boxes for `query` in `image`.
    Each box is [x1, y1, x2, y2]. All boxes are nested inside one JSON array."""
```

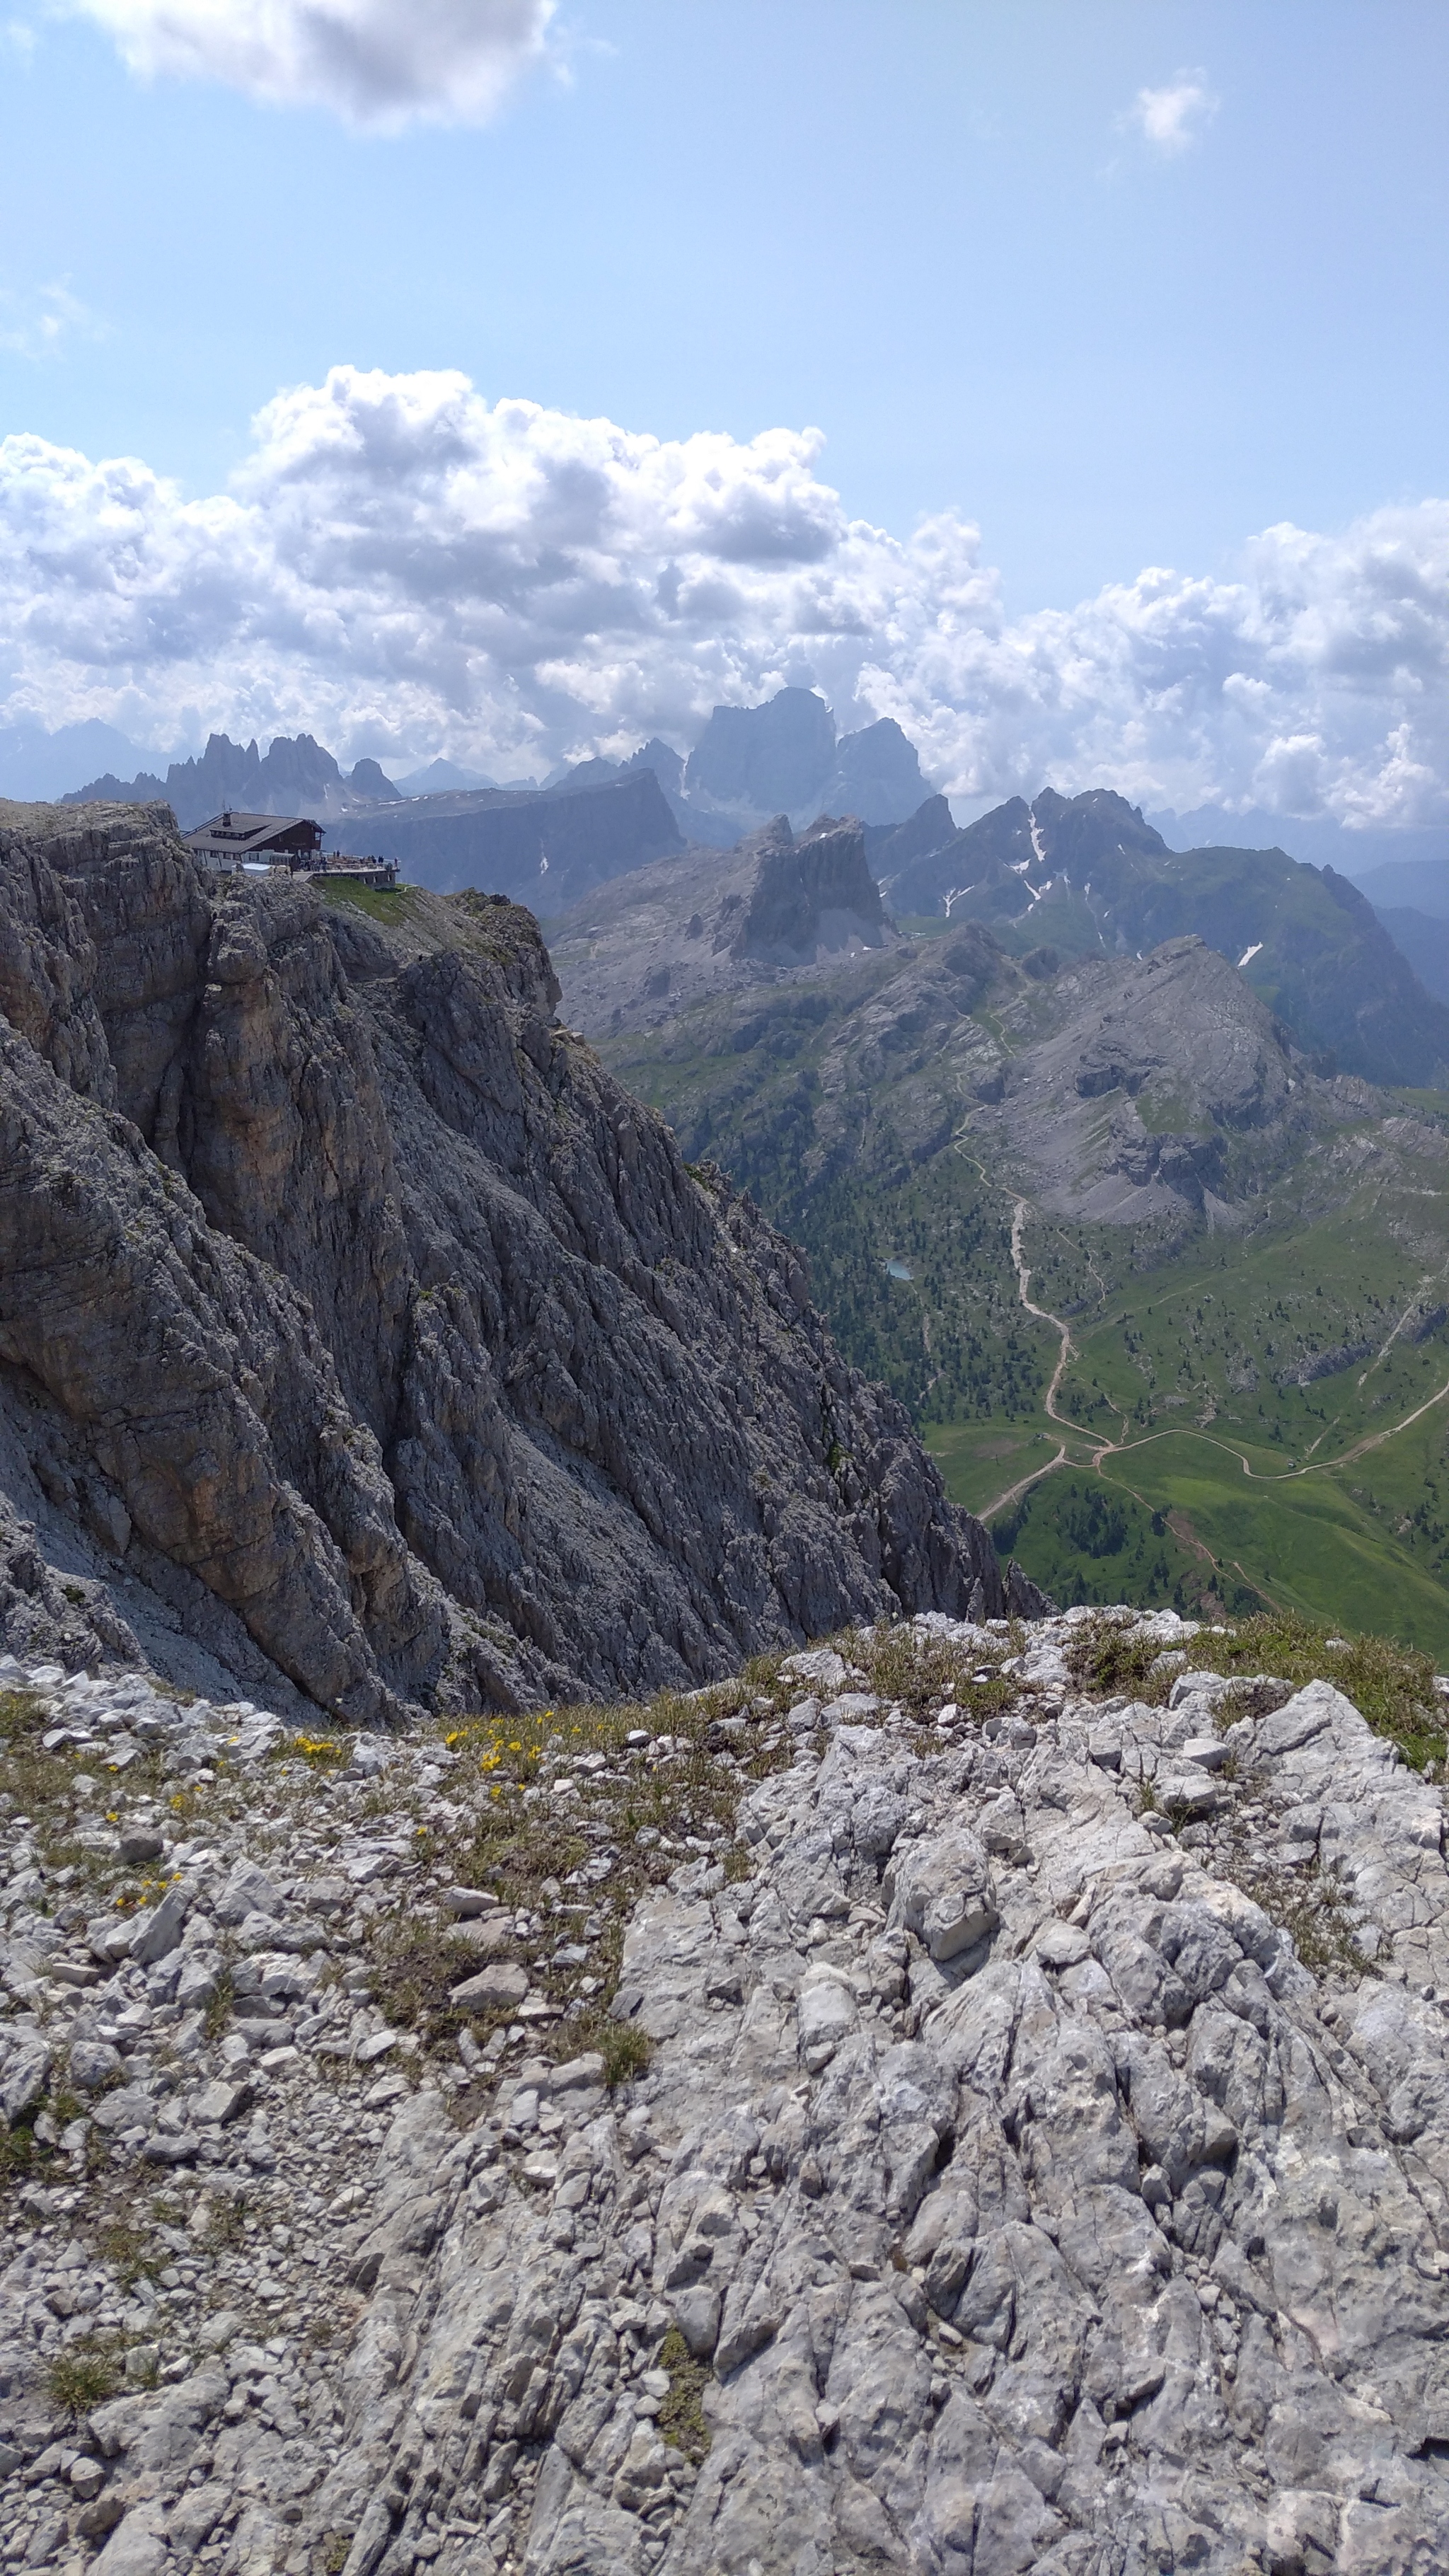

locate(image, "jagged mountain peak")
[[882, 782, 1449, 1087], [546, 810, 899, 1036], [61, 731, 400, 831], [728, 814, 889, 967], [1029, 782, 1169, 868]]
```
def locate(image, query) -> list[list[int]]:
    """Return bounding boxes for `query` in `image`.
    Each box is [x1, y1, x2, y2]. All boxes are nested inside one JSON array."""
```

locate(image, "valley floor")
[[925, 1178, 1449, 1659]]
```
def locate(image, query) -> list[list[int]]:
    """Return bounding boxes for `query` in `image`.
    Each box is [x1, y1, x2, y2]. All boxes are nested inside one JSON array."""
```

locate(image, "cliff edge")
[[0, 804, 1030, 1722]]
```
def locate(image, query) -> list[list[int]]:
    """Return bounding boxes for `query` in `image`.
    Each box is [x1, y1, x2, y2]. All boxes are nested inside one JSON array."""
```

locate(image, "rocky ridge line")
[[5, 1607, 1449, 2574]]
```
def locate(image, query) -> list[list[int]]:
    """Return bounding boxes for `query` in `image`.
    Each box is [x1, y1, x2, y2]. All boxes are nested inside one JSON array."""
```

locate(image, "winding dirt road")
[[979, 1191, 1449, 1524]]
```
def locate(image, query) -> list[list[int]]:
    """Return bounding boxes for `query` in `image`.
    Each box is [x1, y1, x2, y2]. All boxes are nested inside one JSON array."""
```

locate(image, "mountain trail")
[[991, 1188, 1449, 1519]]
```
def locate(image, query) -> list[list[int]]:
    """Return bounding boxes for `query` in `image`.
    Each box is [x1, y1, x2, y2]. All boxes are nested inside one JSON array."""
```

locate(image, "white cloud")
[[1, 363, 1447, 826], [0, 279, 101, 359], [1124, 71, 1218, 156], [63, 0, 554, 129]]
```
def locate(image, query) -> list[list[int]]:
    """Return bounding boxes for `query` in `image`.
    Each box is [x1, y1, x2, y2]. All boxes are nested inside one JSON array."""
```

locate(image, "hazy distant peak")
[[622, 737, 685, 792], [346, 757, 400, 802], [685, 686, 837, 819], [62, 727, 397, 829], [827, 716, 930, 824], [392, 756, 497, 795]]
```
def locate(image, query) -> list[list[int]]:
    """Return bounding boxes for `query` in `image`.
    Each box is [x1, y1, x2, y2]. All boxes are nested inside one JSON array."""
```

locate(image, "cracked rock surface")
[[7, 1605, 1449, 2573]]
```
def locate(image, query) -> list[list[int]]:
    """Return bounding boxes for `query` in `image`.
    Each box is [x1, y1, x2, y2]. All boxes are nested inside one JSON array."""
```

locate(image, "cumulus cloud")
[[64, 0, 553, 128], [1124, 71, 1218, 156], [1, 363, 1446, 826]]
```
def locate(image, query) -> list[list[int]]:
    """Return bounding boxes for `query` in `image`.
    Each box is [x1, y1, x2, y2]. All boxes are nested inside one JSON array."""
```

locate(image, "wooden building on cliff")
[[184, 812, 396, 888]]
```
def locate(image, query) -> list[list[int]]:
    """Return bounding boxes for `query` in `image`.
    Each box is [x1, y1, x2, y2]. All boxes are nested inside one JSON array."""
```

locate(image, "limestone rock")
[[887, 1825, 999, 1960], [6, 1609, 1449, 2574], [0, 804, 1024, 1718]]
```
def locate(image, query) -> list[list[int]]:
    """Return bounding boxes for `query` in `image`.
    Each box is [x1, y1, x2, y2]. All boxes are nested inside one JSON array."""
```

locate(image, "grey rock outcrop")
[[0, 804, 1012, 1718], [548, 814, 901, 1041], [980, 936, 1302, 1225], [727, 817, 891, 968], [8, 1607, 1449, 2575], [683, 691, 930, 838]]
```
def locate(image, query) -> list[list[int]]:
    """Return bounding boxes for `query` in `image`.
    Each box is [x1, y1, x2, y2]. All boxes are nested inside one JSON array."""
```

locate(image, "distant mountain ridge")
[[56, 722, 1449, 1078], [1150, 802, 1449, 886], [325, 766, 685, 911], [874, 784, 1449, 1089], [64, 729, 398, 830], [518, 693, 933, 848], [0, 717, 157, 803], [60, 686, 935, 848]]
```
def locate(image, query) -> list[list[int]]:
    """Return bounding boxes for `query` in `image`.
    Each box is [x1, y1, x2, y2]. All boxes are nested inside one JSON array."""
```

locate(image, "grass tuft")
[[1065, 1615, 1175, 1706], [0, 1685, 52, 1742], [374, 1922, 497, 2050], [851, 1620, 1015, 1729], [93, 2218, 161, 2290], [654, 2324, 712, 2461], [46, 2340, 122, 2415], [202, 2190, 250, 2251], [1225, 1849, 1367, 1978], [202, 1970, 234, 2043], [1181, 1612, 1445, 1772], [599, 2022, 652, 2088]]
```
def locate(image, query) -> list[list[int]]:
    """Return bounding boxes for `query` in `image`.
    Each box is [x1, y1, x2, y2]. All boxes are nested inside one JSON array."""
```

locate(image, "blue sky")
[[1, 1, 1447, 819]]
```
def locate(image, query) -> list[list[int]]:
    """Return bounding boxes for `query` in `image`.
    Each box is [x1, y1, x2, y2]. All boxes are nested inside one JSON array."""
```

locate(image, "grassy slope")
[[318, 879, 421, 927], [608, 969, 1449, 1656], [926, 1168, 1449, 1657]]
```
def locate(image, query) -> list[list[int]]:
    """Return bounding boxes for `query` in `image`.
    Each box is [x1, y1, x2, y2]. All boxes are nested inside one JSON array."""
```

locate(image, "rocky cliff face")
[[334, 772, 683, 910], [4, 1604, 1448, 2576], [728, 819, 891, 967], [882, 787, 1449, 1090], [547, 816, 900, 1042], [0, 804, 1022, 1723]]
